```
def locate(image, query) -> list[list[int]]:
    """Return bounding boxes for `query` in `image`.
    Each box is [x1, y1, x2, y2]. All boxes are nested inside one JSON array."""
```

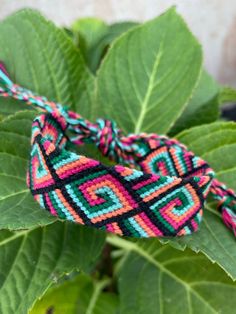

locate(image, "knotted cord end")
[[210, 179, 236, 236], [220, 196, 236, 236]]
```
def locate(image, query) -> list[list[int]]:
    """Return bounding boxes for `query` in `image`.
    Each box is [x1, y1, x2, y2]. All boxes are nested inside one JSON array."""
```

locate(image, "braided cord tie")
[[0, 63, 235, 238]]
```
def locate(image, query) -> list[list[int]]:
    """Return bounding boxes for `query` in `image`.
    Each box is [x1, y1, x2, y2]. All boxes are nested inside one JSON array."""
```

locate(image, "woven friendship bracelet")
[[0, 62, 236, 238]]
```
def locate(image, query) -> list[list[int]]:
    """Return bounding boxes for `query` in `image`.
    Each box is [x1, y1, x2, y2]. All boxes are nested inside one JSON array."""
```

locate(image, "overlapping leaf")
[[107, 237, 236, 314], [0, 111, 56, 230], [0, 8, 97, 229], [0, 222, 105, 314], [0, 9, 95, 119], [170, 70, 220, 135], [72, 18, 139, 72], [31, 274, 119, 314], [96, 8, 202, 134]]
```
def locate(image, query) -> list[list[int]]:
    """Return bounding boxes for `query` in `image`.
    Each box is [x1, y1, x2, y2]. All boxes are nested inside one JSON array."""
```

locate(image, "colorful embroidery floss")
[[0, 62, 236, 238]]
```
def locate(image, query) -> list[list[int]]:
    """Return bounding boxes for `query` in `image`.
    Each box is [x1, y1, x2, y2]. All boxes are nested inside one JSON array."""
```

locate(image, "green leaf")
[[72, 18, 109, 73], [168, 208, 236, 280], [31, 274, 119, 314], [170, 70, 220, 135], [72, 18, 139, 72], [0, 111, 57, 230], [0, 222, 105, 314], [104, 21, 140, 44], [219, 86, 236, 105], [171, 122, 236, 279], [96, 8, 202, 134], [72, 17, 108, 49], [90, 22, 139, 73], [108, 236, 236, 314], [0, 9, 95, 119]]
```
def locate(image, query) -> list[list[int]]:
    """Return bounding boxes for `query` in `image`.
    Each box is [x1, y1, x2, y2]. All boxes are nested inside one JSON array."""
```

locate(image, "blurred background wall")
[[1, 0, 236, 86]]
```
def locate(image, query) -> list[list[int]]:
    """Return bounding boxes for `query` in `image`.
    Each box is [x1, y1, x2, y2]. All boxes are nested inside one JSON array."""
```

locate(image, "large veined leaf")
[[96, 8, 202, 134], [0, 9, 95, 119], [170, 70, 220, 135], [169, 122, 236, 279], [0, 222, 105, 314], [107, 236, 236, 314], [0, 111, 56, 230], [31, 274, 119, 314]]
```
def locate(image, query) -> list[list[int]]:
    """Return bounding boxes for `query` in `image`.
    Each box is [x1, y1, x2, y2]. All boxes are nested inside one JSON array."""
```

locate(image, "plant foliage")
[[0, 7, 235, 314]]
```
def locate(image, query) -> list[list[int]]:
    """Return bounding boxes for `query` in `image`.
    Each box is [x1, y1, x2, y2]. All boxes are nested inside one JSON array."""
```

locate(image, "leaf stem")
[[86, 278, 111, 314], [106, 235, 135, 251]]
